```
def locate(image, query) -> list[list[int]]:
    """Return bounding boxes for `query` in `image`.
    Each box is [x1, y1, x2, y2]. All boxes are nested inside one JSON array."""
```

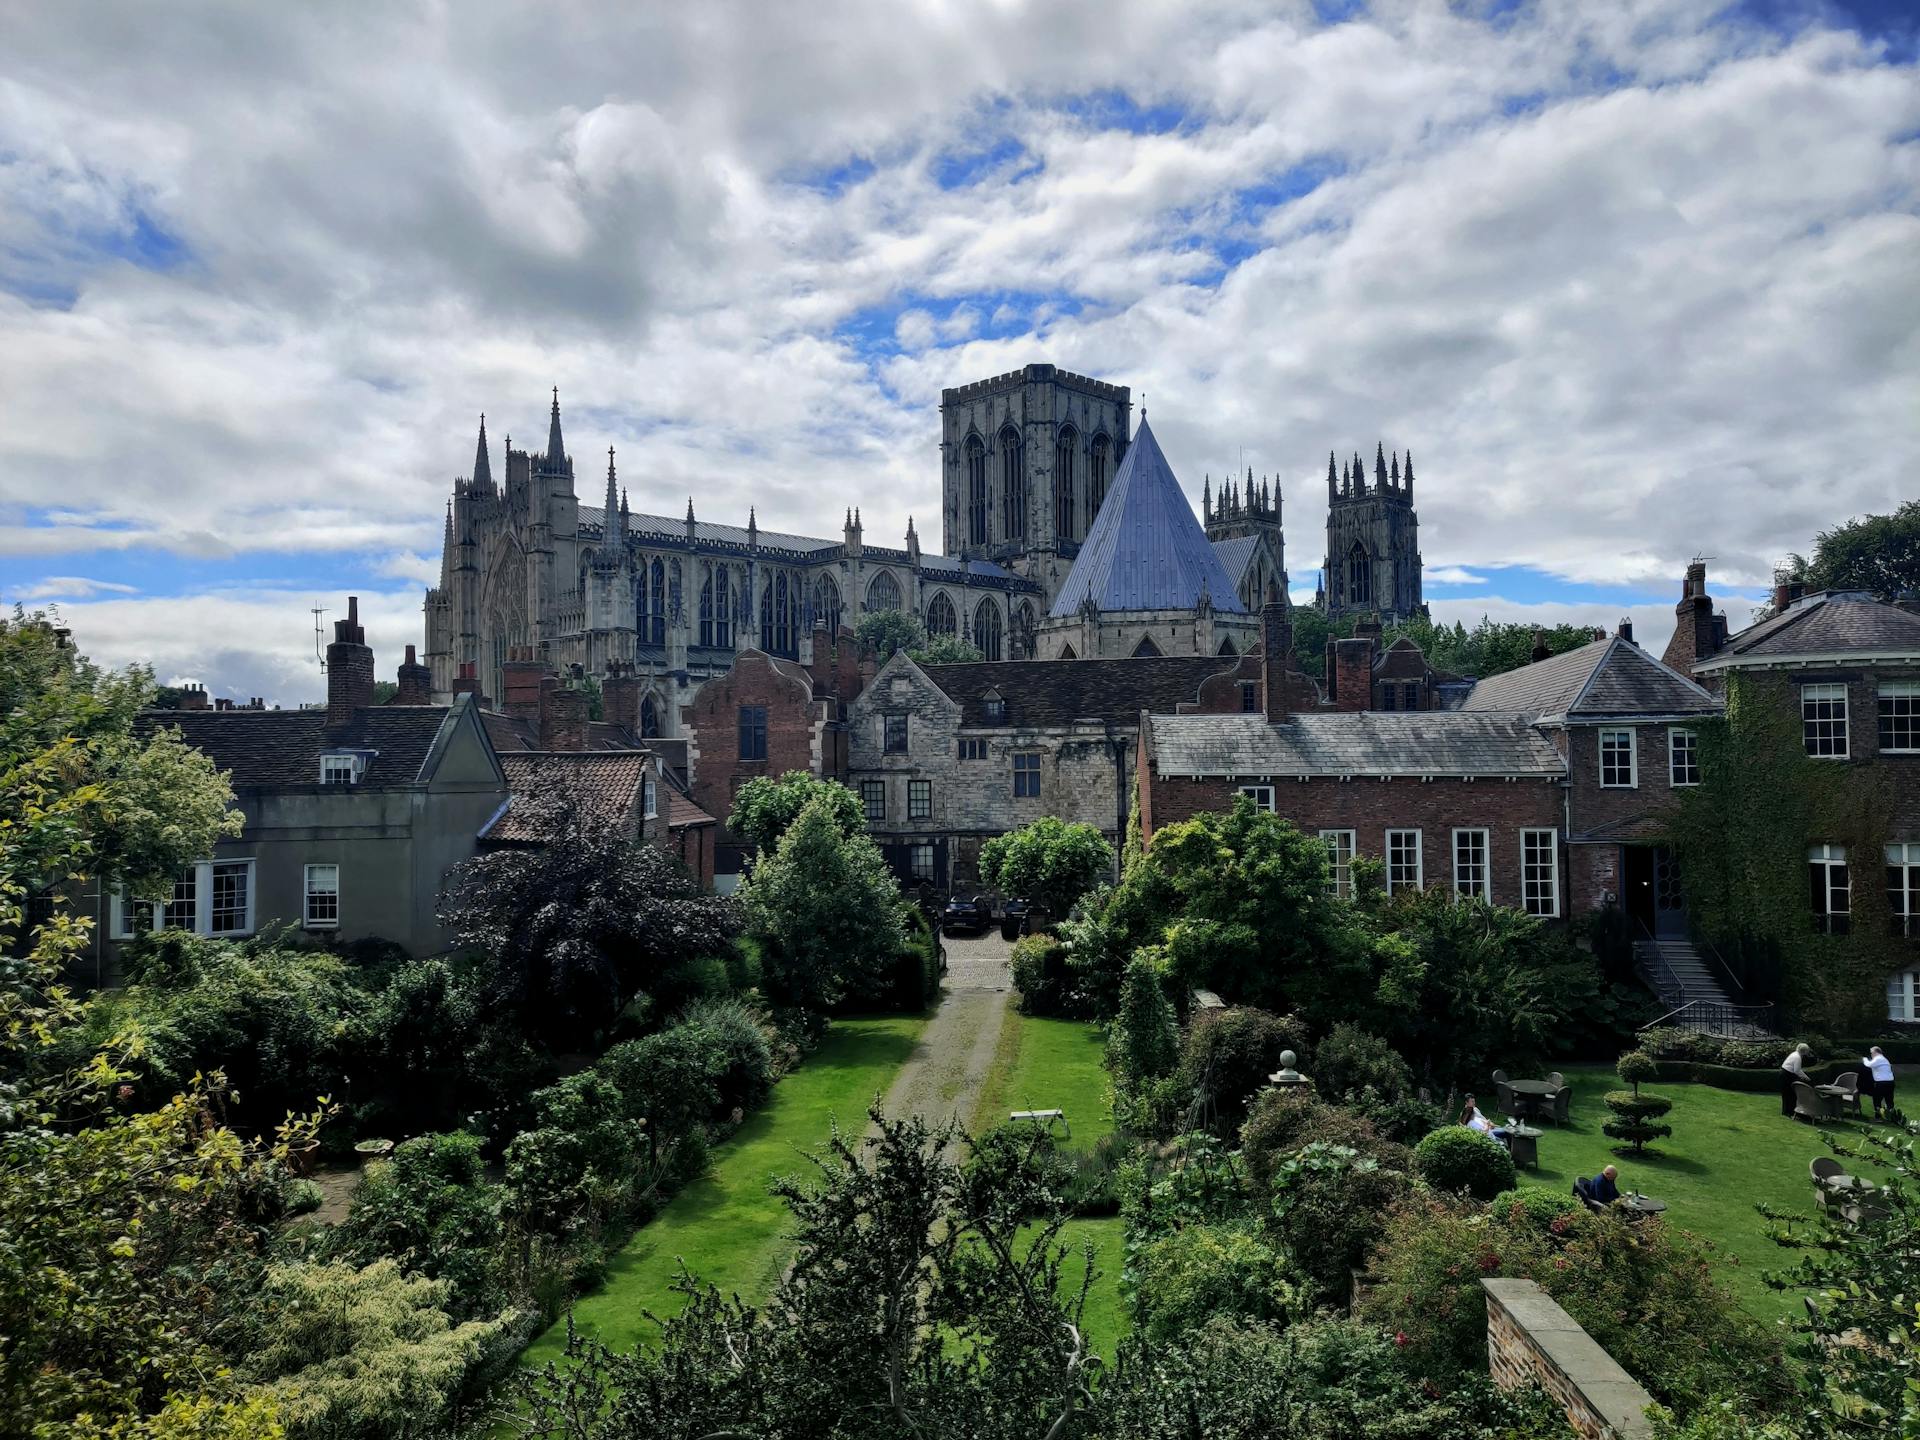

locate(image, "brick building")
[[846, 649, 1260, 891]]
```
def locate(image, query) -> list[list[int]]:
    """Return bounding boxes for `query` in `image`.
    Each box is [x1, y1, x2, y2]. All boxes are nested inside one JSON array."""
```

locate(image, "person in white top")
[[1863, 1045, 1896, 1120], [1460, 1095, 1509, 1143], [1779, 1043, 1811, 1118]]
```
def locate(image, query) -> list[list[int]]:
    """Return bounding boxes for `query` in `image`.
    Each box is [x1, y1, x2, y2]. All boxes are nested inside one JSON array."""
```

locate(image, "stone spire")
[[440, 501, 454, 587], [1375, 441, 1387, 491], [1327, 451, 1338, 503], [1202, 473, 1212, 521], [684, 496, 696, 543], [472, 414, 493, 493], [1352, 451, 1366, 498], [1403, 449, 1414, 498], [546, 388, 566, 471], [603, 447, 621, 546]]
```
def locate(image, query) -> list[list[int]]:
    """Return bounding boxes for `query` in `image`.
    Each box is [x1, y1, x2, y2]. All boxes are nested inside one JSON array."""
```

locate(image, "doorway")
[[1623, 845, 1686, 939]]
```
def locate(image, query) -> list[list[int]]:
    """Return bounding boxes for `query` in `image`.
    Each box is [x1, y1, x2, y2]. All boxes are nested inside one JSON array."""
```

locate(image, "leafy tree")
[[738, 794, 904, 1012], [1602, 1049, 1673, 1155], [727, 770, 864, 854], [853, 608, 925, 658], [1, 614, 316, 1436], [437, 791, 740, 1045], [1111, 951, 1179, 1091], [979, 815, 1115, 919], [1781, 498, 1920, 605], [909, 633, 984, 665], [1289, 604, 1596, 681]]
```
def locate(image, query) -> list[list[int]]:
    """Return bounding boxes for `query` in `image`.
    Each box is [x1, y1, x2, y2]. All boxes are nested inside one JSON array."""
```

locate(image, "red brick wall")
[[671, 823, 715, 889], [1190, 654, 1263, 713], [684, 651, 825, 833], [1564, 724, 1688, 843], [1143, 769, 1565, 911]]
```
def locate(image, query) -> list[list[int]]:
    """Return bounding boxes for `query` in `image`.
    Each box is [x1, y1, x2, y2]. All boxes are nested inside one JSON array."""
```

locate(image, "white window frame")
[[319, 753, 362, 785], [1237, 784, 1276, 813], [304, 863, 341, 930], [1809, 843, 1849, 934], [908, 778, 932, 820], [909, 843, 936, 882], [1452, 828, 1490, 901], [1520, 829, 1559, 917], [1319, 829, 1356, 898], [642, 777, 658, 820], [1667, 727, 1698, 787], [111, 859, 257, 940], [860, 780, 887, 822], [1880, 680, 1919, 754], [1385, 829, 1423, 894], [1889, 967, 1920, 1024], [1801, 682, 1849, 759], [1598, 729, 1637, 789], [1889, 842, 1920, 939]]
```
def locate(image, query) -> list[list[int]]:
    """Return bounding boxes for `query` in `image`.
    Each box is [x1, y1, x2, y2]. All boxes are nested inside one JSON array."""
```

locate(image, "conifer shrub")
[[1602, 1050, 1674, 1155]]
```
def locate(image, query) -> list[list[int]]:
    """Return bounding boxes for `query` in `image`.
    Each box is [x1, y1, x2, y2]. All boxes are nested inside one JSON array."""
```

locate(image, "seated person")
[[1460, 1095, 1509, 1143], [1583, 1165, 1620, 1204]]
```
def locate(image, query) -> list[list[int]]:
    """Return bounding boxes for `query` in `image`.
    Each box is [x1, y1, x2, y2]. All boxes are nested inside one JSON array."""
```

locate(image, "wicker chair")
[[1552, 1086, 1572, 1127], [1794, 1081, 1830, 1124], [1810, 1156, 1846, 1209], [1494, 1081, 1517, 1117], [1547, 1071, 1565, 1089], [1491, 1069, 1509, 1085], [1831, 1071, 1862, 1116]]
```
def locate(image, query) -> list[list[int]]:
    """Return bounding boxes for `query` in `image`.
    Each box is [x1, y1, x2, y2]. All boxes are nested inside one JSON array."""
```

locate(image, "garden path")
[[875, 930, 1014, 1142]]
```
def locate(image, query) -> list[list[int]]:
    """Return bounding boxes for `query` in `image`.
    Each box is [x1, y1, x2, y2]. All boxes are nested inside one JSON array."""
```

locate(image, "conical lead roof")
[[1048, 418, 1248, 618]]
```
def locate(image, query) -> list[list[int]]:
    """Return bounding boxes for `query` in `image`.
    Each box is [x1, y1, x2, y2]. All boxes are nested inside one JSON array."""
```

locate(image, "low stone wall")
[[1482, 1278, 1655, 1440]]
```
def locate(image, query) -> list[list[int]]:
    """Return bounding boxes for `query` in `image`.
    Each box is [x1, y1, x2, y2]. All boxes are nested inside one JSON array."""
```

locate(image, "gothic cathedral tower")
[[1322, 442, 1426, 625], [939, 364, 1131, 612]]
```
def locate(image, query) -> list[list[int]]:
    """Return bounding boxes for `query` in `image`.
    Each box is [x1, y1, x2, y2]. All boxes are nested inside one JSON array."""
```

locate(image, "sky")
[[2, 0, 1916, 704]]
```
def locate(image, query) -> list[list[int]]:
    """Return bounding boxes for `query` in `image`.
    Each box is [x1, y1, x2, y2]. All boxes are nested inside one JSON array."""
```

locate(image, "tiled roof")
[[149, 705, 456, 789], [1210, 535, 1259, 588], [1460, 638, 1718, 721], [1700, 592, 1920, 669], [1149, 711, 1565, 778], [485, 752, 651, 843], [1049, 419, 1249, 618], [919, 654, 1247, 728], [483, 712, 647, 753], [666, 784, 716, 829]]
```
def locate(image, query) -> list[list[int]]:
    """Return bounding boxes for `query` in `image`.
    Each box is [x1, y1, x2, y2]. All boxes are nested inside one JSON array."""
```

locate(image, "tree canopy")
[[909, 634, 984, 665], [727, 770, 865, 854], [853, 608, 924, 658], [1290, 608, 1596, 681], [1782, 498, 1920, 603], [979, 816, 1115, 920]]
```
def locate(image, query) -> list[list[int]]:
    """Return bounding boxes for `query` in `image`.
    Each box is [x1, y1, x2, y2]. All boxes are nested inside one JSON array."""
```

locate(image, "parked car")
[[1000, 897, 1033, 941], [942, 894, 991, 935]]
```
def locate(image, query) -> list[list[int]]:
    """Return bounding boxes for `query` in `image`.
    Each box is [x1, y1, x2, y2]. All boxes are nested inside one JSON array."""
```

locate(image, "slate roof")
[[484, 752, 651, 843], [1697, 592, 1920, 671], [1049, 419, 1249, 618], [1460, 637, 1717, 721], [919, 654, 1246, 728], [1148, 711, 1565, 778], [482, 712, 647, 753], [1210, 535, 1259, 589], [149, 706, 457, 790]]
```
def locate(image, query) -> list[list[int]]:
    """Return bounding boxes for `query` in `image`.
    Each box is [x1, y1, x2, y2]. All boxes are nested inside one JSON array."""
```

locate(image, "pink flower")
[[1394, 1331, 1409, 1347]]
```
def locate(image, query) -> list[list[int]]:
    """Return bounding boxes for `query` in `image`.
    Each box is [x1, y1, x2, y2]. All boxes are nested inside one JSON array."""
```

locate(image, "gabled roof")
[[913, 653, 1249, 728], [484, 752, 652, 843], [1460, 637, 1717, 722], [1696, 592, 1920, 672], [149, 704, 464, 789], [1049, 419, 1249, 618], [1148, 711, 1565, 778]]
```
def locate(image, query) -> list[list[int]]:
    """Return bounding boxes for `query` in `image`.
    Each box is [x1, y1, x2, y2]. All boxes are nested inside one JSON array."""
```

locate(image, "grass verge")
[[519, 1013, 925, 1366]]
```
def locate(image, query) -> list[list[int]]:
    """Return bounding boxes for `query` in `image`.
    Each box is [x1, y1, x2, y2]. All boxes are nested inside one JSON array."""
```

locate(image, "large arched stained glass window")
[[973, 598, 1003, 662], [1000, 426, 1025, 541], [811, 573, 842, 636], [1054, 427, 1076, 538], [1088, 433, 1110, 518], [1347, 542, 1372, 608], [967, 436, 989, 547], [925, 591, 956, 636], [867, 570, 902, 613]]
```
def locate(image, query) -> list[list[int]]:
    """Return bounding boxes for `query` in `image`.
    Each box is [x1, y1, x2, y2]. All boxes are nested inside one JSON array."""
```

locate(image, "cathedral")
[[421, 365, 1426, 730]]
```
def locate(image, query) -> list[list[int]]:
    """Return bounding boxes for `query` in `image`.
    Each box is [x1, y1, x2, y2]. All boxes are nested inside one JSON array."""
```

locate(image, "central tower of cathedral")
[[1322, 443, 1426, 625]]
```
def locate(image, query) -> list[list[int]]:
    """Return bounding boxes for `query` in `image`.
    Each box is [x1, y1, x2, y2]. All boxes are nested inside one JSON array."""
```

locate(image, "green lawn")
[[972, 1010, 1127, 1356], [1510, 1062, 1877, 1322], [520, 1014, 925, 1366]]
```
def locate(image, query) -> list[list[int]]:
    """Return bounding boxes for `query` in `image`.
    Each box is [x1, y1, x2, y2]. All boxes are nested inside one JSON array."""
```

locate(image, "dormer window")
[[982, 690, 1006, 723], [320, 753, 364, 785]]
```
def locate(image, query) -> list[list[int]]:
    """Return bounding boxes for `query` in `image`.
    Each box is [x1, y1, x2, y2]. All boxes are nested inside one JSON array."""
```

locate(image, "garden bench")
[[1010, 1109, 1069, 1138]]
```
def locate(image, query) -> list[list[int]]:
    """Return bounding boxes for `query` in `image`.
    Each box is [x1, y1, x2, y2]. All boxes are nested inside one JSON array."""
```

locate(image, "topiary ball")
[[1412, 1126, 1517, 1201]]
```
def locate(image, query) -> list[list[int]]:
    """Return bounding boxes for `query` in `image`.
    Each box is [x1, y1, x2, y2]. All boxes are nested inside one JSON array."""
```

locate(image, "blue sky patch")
[[1057, 88, 1190, 136]]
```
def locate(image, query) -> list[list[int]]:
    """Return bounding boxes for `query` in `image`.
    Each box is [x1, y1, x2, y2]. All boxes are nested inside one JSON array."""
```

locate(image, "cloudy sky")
[[3, 0, 1916, 703]]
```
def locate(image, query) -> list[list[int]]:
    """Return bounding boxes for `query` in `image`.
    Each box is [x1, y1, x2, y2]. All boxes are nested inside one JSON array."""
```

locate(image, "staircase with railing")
[[1632, 924, 1778, 1039]]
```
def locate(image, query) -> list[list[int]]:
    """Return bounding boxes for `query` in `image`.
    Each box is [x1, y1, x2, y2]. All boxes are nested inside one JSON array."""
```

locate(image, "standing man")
[[1780, 1042, 1811, 1118], [1865, 1045, 1896, 1120]]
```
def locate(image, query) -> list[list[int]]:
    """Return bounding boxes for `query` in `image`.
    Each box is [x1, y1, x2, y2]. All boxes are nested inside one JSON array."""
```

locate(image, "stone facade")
[[1483, 1279, 1654, 1440], [1322, 443, 1426, 624], [940, 364, 1132, 611]]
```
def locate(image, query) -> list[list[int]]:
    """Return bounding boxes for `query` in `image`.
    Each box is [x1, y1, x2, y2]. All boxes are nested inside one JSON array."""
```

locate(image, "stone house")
[[846, 649, 1259, 892]]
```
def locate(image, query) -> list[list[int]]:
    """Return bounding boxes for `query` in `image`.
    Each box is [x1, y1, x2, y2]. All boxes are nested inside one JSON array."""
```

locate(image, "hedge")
[[1655, 1058, 1865, 1093]]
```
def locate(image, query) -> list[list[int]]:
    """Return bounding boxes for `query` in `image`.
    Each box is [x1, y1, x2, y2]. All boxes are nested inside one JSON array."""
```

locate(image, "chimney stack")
[[1261, 583, 1294, 722], [325, 596, 375, 730], [1529, 628, 1550, 663], [1616, 618, 1635, 645], [601, 661, 642, 732], [451, 660, 491, 709], [179, 682, 209, 711], [395, 643, 433, 705], [540, 675, 590, 752], [1771, 578, 1805, 613], [1662, 560, 1723, 673], [501, 648, 547, 725]]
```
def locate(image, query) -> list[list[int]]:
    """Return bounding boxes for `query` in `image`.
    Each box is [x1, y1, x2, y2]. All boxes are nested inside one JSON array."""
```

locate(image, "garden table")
[[1621, 1192, 1667, 1220], [1506, 1080, 1558, 1121], [1504, 1124, 1542, 1169]]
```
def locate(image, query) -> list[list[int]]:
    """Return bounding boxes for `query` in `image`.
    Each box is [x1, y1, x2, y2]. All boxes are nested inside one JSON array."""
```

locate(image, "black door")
[[1624, 845, 1685, 938]]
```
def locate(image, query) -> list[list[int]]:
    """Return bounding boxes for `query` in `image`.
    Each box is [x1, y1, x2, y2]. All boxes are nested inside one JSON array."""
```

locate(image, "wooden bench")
[[1010, 1109, 1070, 1138]]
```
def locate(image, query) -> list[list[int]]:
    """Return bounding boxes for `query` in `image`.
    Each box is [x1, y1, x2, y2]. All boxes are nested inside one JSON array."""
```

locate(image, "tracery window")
[[1088, 434, 1110, 517], [648, 559, 666, 645], [926, 591, 956, 636], [974, 598, 1003, 662], [700, 563, 734, 648], [1000, 426, 1026, 541], [1054, 426, 1076, 538], [967, 436, 989, 546], [868, 571, 902, 613], [812, 573, 842, 636], [760, 570, 796, 656], [1347, 542, 1371, 609]]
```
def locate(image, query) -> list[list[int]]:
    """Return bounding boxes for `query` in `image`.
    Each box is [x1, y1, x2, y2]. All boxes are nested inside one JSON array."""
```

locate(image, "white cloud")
[[1426, 566, 1486, 586], [7, 575, 140, 600], [0, 1, 1913, 696]]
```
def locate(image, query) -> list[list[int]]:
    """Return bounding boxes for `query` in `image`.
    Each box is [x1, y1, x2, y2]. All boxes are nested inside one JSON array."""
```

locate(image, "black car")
[[1000, 897, 1033, 941], [941, 894, 991, 935]]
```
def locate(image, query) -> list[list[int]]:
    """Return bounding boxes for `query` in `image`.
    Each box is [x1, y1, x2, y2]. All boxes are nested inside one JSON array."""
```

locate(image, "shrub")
[[1239, 1088, 1409, 1189], [1112, 952, 1179, 1091], [676, 997, 775, 1116], [599, 1028, 722, 1140], [1128, 1222, 1303, 1343], [1603, 1050, 1674, 1155], [1266, 1141, 1410, 1303], [1411, 1127, 1516, 1201], [284, 1179, 325, 1217], [1009, 931, 1075, 1017], [1311, 1023, 1413, 1103], [322, 1132, 504, 1317], [1176, 1005, 1311, 1137], [503, 1073, 644, 1234]]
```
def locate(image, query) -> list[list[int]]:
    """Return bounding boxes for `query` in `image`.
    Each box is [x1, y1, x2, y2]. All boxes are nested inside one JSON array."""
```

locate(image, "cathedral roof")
[[1049, 419, 1249, 619], [1460, 636, 1718, 722], [1210, 535, 1260, 589]]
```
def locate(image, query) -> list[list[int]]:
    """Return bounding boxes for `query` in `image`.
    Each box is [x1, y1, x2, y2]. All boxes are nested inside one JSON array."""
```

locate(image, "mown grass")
[[1511, 1061, 1879, 1322], [972, 1009, 1127, 1356], [519, 1014, 925, 1366]]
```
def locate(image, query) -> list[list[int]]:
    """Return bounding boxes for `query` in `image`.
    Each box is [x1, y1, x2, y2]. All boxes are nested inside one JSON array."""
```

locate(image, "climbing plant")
[[1663, 672, 1899, 1033]]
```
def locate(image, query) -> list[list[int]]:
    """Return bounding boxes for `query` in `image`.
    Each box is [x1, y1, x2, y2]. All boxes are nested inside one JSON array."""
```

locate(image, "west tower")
[[1323, 442, 1426, 625]]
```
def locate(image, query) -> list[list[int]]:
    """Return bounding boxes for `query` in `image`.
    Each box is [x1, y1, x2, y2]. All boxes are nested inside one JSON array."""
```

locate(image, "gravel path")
[[875, 930, 1015, 1139]]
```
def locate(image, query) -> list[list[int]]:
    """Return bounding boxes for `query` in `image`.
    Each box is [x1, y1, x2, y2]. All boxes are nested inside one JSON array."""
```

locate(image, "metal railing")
[[1638, 998, 1779, 1039]]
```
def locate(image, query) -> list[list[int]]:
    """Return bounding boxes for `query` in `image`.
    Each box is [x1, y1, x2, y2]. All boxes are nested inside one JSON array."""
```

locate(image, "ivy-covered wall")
[[1664, 671, 1900, 1034]]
